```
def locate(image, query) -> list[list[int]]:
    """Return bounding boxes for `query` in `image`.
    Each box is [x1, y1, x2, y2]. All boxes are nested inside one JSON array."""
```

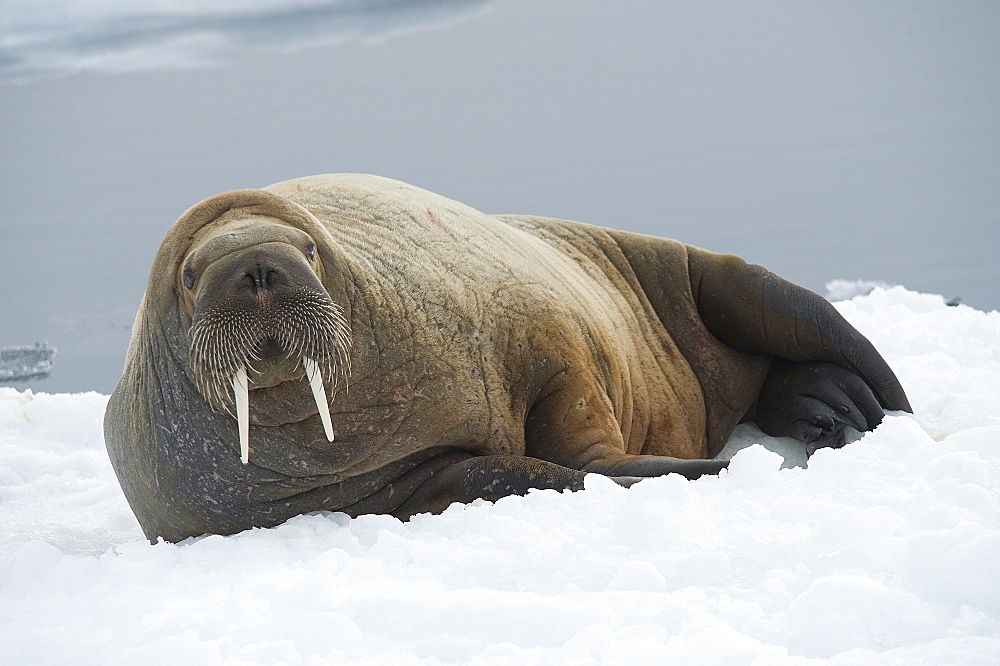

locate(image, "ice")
[[0, 344, 57, 382], [1, 284, 999, 663], [824, 278, 894, 302], [0, 0, 489, 83]]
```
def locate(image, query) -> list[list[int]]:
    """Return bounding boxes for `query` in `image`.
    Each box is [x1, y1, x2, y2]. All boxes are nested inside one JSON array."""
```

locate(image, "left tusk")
[[303, 357, 334, 442]]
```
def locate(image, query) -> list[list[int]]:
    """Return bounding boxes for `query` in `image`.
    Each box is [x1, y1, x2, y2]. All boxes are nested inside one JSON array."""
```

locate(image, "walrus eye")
[[183, 267, 196, 290], [305, 243, 316, 261]]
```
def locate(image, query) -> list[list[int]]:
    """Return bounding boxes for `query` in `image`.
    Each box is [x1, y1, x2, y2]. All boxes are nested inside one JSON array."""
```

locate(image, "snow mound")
[[1, 283, 999, 664]]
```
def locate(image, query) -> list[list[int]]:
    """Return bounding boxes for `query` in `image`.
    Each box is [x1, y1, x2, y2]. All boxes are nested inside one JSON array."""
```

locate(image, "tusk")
[[233, 367, 250, 464], [303, 357, 335, 442]]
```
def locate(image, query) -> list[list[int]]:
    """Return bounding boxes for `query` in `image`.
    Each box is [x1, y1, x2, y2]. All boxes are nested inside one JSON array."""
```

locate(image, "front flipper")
[[754, 359, 887, 455], [391, 455, 591, 519], [391, 453, 725, 520], [578, 453, 728, 480]]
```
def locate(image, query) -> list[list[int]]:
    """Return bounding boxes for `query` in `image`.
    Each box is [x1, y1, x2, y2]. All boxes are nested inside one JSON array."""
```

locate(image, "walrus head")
[[177, 215, 352, 464]]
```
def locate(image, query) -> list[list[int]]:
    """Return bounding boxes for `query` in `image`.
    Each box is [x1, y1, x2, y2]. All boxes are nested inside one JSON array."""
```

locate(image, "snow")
[[1, 284, 999, 665]]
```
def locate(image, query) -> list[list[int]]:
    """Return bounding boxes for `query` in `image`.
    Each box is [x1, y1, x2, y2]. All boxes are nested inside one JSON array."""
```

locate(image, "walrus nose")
[[243, 264, 282, 291], [196, 242, 324, 313], [239, 258, 293, 308]]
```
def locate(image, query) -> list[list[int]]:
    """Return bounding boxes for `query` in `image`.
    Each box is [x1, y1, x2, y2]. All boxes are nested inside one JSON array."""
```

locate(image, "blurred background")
[[2, 0, 998, 393]]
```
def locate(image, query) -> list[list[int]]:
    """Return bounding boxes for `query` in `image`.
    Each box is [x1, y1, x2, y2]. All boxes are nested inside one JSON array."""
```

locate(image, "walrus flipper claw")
[[754, 359, 886, 455]]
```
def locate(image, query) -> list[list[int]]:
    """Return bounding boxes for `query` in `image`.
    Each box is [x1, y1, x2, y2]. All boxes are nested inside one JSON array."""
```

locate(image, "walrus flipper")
[[686, 247, 912, 414], [752, 358, 889, 453], [391, 454, 719, 519], [391, 455, 590, 518]]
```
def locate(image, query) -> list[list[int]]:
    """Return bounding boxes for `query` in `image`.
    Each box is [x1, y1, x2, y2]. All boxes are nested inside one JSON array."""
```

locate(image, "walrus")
[[105, 174, 911, 543]]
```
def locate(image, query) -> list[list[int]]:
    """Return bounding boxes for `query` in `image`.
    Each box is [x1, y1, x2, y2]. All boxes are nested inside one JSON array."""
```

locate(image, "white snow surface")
[[1, 284, 999, 665]]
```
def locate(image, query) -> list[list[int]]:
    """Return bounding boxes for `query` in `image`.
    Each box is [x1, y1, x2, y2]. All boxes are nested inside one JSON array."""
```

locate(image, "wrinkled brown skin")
[[105, 174, 911, 543]]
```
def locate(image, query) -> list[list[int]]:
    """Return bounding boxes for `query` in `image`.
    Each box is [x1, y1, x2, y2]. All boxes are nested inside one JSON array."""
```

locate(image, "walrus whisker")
[[304, 357, 335, 442], [189, 292, 350, 398], [233, 366, 250, 464]]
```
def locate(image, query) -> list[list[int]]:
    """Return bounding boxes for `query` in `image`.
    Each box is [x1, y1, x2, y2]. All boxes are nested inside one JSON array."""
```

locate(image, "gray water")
[[2, 0, 998, 394]]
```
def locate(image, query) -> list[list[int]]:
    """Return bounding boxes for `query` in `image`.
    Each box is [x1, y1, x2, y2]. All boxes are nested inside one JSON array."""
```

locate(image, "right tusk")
[[233, 367, 250, 464], [304, 357, 335, 442]]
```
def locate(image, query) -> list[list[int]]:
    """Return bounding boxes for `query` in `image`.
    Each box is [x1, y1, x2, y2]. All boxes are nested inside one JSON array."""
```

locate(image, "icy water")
[[2, 0, 998, 394]]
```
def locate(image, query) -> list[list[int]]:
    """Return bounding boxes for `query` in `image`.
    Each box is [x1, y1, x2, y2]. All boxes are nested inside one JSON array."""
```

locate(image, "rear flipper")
[[754, 359, 887, 456], [686, 246, 913, 414]]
